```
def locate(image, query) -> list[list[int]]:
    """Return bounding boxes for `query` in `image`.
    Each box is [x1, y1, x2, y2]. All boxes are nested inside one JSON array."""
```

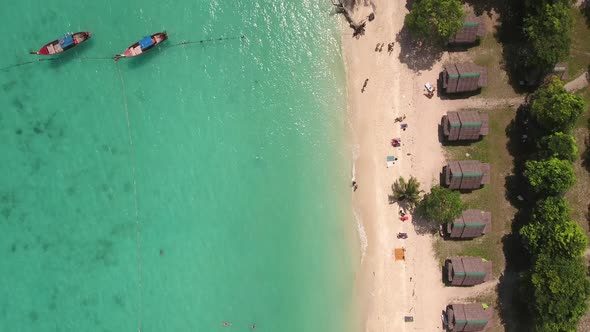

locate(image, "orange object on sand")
[[394, 248, 406, 261]]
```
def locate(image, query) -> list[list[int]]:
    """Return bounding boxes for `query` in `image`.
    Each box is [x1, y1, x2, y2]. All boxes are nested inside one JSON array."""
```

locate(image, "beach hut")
[[445, 256, 492, 286], [443, 160, 490, 190], [447, 209, 491, 239], [442, 63, 488, 94], [448, 14, 486, 46], [442, 111, 489, 141], [445, 303, 492, 331]]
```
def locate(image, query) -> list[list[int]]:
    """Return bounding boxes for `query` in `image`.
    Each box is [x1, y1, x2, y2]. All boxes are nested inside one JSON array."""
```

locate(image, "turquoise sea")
[[0, 1, 358, 331]]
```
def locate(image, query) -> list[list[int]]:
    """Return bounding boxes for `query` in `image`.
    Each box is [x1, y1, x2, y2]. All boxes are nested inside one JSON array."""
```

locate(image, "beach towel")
[[387, 156, 395, 168], [394, 248, 405, 261]]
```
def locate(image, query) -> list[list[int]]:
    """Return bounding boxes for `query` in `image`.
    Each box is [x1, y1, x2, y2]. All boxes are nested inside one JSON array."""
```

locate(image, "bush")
[[530, 76, 586, 133], [523, 1, 573, 70], [528, 255, 590, 332], [416, 185, 464, 225], [538, 132, 578, 161], [520, 218, 587, 259], [524, 158, 576, 195]]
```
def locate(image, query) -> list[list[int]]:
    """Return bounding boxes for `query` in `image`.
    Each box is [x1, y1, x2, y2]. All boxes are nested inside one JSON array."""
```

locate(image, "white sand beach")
[[340, 1, 499, 331]]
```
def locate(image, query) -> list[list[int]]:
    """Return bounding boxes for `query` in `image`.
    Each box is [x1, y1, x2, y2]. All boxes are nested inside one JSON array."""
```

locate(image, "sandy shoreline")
[[340, 1, 498, 331]]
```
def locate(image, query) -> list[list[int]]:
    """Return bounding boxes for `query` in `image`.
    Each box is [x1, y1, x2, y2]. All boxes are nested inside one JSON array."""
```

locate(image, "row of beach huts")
[[435, 13, 493, 332]]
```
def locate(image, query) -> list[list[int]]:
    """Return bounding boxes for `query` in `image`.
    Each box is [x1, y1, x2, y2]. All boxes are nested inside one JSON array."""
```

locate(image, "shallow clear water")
[[0, 0, 357, 331]]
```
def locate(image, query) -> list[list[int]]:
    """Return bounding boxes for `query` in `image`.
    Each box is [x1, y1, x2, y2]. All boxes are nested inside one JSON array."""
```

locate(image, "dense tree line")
[[519, 77, 590, 331]]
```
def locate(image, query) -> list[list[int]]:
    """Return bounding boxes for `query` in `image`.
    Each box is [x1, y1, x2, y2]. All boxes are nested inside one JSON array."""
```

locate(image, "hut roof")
[[443, 63, 488, 92], [446, 257, 492, 286], [449, 14, 486, 44], [449, 160, 483, 177], [448, 303, 492, 331], [453, 257, 487, 276], [444, 111, 489, 141], [449, 209, 492, 238]]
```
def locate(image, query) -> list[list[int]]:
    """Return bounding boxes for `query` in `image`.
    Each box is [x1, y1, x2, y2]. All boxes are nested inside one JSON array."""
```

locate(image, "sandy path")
[[341, 2, 500, 331]]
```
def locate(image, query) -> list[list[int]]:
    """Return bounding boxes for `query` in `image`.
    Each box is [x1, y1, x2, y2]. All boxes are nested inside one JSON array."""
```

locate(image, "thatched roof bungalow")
[[448, 14, 486, 46], [442, 63, 488, 94], [444, 160, 490, 190], [445, 256, 492, 286], [445, 303, 492, 331], [447, 209, 491, 239], [442, 111, 489, 141]]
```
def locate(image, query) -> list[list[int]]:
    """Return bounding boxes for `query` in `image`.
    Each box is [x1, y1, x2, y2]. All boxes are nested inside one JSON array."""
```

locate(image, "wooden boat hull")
[[31, 32, 91, 55], [114, 32, 168, 61]]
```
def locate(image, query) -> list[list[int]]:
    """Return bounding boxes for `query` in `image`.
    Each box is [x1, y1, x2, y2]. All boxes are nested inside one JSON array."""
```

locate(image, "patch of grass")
[[435, 108, 517, 276], [469, 32, 520, 99], [567, 8, 590, 80]]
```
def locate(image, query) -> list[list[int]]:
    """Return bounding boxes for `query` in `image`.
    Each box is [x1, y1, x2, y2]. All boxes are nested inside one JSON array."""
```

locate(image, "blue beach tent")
[[139, 36, 154, 50]]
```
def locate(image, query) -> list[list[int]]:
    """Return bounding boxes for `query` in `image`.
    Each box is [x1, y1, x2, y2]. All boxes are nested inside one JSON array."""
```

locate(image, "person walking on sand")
[[361, 78, 369, 93]]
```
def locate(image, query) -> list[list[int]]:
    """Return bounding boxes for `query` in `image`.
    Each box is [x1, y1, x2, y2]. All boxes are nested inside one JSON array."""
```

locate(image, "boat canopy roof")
[[59, 34, 74, 48], [139, 36, 154, 49]]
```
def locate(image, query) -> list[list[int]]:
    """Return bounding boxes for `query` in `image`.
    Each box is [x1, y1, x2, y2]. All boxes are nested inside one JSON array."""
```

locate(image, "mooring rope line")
[[116, 61, 142, 332], [0, 35, 245, 72], [0, 58, 57, 71]]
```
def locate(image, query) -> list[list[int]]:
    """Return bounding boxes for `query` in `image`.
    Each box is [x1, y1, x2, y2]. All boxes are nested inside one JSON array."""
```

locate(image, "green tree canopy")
[[416, 185, 464, 224], [523, 2, 572, 70], [530, 76, 586, 133], [528, 255, 590, 331], [532, 197, 571, 224], [404, 0, 465, 42], [389, 176, 423, 209], [520, 218, 587, 259], [538, 132, 578, 161], [524, 158, 576, 195]]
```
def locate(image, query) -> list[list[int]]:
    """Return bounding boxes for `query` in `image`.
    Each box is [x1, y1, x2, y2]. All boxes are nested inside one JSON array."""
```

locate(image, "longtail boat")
[[114, 32, 168, 61], [30, 32, 91, 55]]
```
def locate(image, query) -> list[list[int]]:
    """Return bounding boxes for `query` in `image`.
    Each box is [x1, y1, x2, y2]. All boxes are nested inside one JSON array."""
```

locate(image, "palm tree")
[[389, 176, 423, 208]]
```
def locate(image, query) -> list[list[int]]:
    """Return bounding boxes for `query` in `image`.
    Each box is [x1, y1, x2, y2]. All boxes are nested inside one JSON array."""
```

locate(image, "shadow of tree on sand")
[[411, 214, 439, 235], [396, 25, 445, 72]]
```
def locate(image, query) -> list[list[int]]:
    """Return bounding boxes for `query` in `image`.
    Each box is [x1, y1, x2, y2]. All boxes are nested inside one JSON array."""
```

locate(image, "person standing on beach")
[[361, 78, 369, 93]]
